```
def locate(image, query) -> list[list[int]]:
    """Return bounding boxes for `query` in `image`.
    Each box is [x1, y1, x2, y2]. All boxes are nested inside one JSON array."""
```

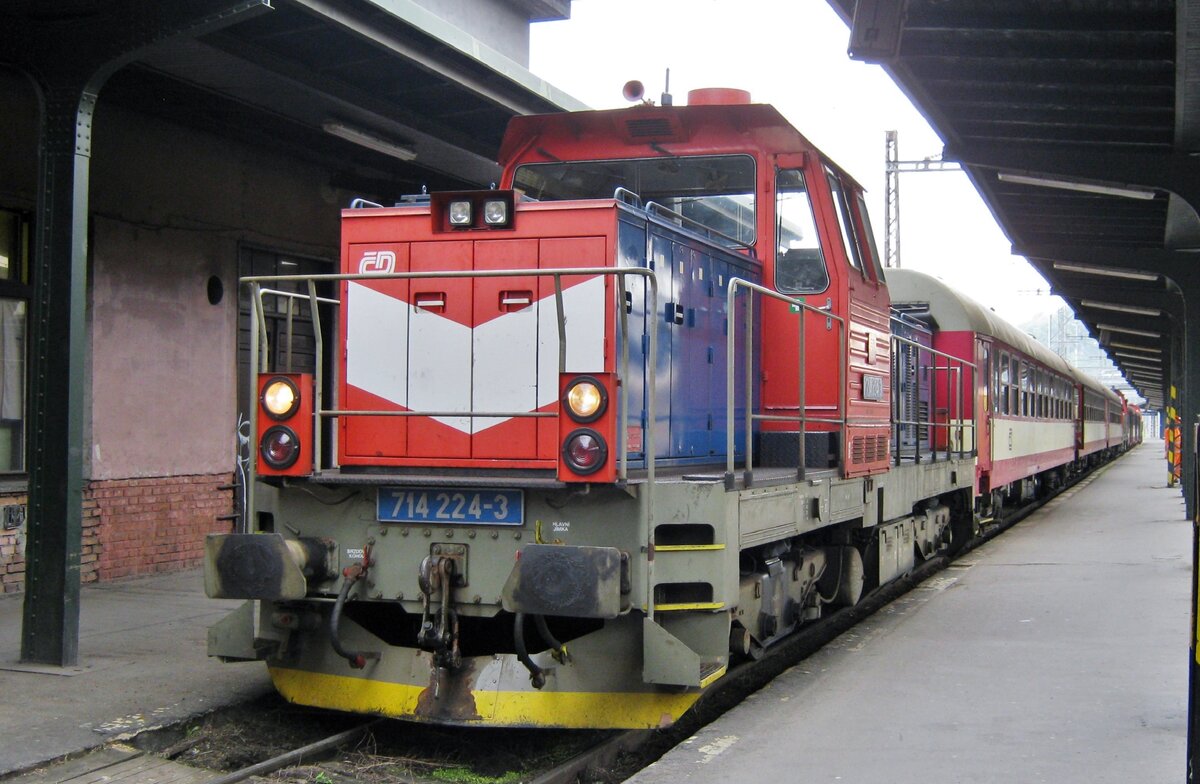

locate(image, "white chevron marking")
[[346, 277, 605, 434]]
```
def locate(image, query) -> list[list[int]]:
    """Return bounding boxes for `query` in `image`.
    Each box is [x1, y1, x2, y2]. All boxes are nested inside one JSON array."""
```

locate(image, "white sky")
[[529, 0, 1066, 327]]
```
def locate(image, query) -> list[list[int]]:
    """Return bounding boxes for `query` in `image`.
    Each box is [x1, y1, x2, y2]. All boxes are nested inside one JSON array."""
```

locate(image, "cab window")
[[775, 169, 828, 294], [513, 154, 757, 246], [854, 191, 885, 281], [826, 171, 863, 273]]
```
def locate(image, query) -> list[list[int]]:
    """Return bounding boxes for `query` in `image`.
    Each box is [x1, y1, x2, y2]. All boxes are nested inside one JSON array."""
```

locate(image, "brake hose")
[[329, 550, 380, 669], [514, 613, 546, 689]]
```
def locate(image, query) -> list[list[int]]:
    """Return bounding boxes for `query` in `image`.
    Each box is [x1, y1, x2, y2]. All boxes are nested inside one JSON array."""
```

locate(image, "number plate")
[[377, 486, 524, 525]]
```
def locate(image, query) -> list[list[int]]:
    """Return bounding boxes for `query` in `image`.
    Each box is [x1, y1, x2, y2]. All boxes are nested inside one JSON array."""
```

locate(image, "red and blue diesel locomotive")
[[205, 89, 1138, 729]]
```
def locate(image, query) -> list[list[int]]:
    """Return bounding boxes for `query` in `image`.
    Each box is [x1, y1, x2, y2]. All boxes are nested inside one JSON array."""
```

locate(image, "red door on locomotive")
[[755, 158, 892, 478]]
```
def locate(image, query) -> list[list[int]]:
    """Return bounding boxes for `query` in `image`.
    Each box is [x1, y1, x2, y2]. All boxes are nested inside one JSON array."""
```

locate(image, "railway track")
[[76, 460, 1113, 784]]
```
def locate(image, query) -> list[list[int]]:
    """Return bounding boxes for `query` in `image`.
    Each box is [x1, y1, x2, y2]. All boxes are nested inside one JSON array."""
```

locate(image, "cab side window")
[[826, 171, 863, 273], [775, 169, 829, 294], [854, 191, 886, 281]]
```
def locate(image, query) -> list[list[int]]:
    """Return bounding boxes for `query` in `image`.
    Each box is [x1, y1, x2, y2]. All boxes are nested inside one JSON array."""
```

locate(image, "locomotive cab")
[[499, 89, 894, 478]]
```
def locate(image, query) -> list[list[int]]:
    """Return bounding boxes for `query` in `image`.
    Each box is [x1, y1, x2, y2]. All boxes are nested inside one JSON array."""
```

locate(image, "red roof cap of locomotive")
[[687, 87, 752, 106], [497, 100, 865, 193]]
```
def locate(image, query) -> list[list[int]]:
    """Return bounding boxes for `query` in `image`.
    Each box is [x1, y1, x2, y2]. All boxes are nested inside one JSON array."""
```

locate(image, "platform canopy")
[[1, 0, 583, 193], [828, 0, 1198, 414]]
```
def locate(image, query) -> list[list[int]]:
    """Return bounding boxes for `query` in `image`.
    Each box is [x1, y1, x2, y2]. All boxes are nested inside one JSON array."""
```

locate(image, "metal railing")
[[245, 267, 976, 508], [724, 278, 848, 489], [644, 201, 752, 250], [242, 266, 658, 523], [890, 333, 977, 464]]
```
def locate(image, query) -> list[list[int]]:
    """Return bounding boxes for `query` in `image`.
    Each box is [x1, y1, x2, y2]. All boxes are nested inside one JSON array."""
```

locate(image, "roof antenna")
[[661, 67, 673, 106]]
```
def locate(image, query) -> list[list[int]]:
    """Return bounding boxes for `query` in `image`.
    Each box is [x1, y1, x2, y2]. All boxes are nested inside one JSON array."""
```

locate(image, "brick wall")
[[87, 473, 235, 582], [0, 496, 27, 594], [0, 475, 235, 593]]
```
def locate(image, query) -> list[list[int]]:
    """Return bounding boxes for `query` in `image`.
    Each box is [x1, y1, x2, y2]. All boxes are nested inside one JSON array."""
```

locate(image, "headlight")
[[563, 377, 606, 423], [563, 429, 607, 475], [261, 377, 300, 420], [260, 426, 301, 469], [448, 200, 472, 226], [483, 199, 509, 226]]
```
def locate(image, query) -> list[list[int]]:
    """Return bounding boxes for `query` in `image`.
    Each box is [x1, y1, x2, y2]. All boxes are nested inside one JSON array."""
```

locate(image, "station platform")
[[630, 440, 1189, 784], [0, 443, 1187, 780], [0, 568, 270, 776]]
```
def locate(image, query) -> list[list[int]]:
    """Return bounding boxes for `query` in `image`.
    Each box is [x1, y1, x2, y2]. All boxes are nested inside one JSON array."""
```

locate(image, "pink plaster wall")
[[84, 105, 347, 480]]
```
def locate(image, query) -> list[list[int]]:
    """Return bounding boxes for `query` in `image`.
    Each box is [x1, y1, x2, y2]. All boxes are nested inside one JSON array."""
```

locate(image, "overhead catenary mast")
[[884, 129, 960, 268]]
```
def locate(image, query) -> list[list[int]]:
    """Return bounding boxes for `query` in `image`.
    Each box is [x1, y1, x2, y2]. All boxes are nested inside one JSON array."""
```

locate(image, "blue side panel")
[[616, 207, 760, 469], [711, 253, 752, 459], [650, 233, 674, 458], [616, 219, 648, 461], [672, 240, 712, 457]]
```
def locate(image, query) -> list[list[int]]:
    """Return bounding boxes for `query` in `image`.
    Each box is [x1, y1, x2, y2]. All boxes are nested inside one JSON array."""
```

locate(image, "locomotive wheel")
[[817, 546, 864, 607]]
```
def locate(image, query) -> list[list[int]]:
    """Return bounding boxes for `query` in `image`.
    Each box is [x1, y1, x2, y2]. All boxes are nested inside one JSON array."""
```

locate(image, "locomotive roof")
[[499, 102, 865, 192], [886, 269, 1074, 377]]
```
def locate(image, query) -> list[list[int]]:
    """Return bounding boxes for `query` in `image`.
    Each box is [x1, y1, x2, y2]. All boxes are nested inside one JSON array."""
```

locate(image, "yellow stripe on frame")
[[269, 667, 703, 729], [654, 602, 726, 612], [699, 664, 728, 689]]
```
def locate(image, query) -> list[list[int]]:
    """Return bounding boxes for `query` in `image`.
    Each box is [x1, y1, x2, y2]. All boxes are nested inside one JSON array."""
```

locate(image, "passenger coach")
[[888, 270, 1118, 513]]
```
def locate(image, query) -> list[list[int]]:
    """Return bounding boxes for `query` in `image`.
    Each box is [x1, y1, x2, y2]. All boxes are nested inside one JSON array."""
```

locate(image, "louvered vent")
[[625, 118, 676, 139], [851, 434, 888, 464]]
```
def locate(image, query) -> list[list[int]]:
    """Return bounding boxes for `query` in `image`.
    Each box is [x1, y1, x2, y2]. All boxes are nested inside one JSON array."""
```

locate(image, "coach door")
[[977, 338, 993, 488]]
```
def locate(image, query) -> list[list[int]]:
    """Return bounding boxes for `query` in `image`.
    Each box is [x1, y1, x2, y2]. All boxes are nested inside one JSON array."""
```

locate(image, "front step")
[[642, 612, 729, 687]]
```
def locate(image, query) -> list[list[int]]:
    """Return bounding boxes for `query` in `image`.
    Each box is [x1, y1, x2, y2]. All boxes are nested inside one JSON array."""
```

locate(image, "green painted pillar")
[[10, 0, 274, 667], [19, 86, 94, 666]]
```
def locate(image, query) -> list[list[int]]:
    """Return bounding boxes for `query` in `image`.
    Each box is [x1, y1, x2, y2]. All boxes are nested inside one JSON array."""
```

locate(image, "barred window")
[[0, 209, 29, 473]]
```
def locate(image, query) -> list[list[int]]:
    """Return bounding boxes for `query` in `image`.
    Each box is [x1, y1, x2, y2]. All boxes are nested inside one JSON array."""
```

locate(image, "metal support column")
[[5, 0, 273, 667], [1183, 288, 1200, 520], [1187, 290, 1200, 779], [19, 85, 94, 665]]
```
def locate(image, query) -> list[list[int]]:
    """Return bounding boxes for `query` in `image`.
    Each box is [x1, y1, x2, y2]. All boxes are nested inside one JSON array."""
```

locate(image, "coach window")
[[1012, 357, 1021, 415], [0, 209, 28, 475], [998, 352, 1010, 415], [775, 169, 829, 294], [1027, 362, 1036, 415]]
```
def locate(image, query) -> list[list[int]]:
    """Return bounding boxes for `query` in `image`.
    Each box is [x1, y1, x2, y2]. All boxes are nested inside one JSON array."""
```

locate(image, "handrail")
[[644, 200, 751, 250], [724, 278, 848, 489], [246, 264, 661, 624], [244, 266, 657, 486], [890, 333, 977, 464], [613, 187, 643, 207]]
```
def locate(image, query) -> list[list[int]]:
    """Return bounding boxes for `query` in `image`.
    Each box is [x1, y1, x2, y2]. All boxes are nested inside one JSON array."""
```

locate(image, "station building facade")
[[0, 0, 578, 592]]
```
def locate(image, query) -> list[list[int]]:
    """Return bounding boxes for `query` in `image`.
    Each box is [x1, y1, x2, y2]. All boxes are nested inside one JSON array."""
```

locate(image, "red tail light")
[[563, 429, 607, 474], [257, 373, 313, 476], [558, 373, 616, 483]]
